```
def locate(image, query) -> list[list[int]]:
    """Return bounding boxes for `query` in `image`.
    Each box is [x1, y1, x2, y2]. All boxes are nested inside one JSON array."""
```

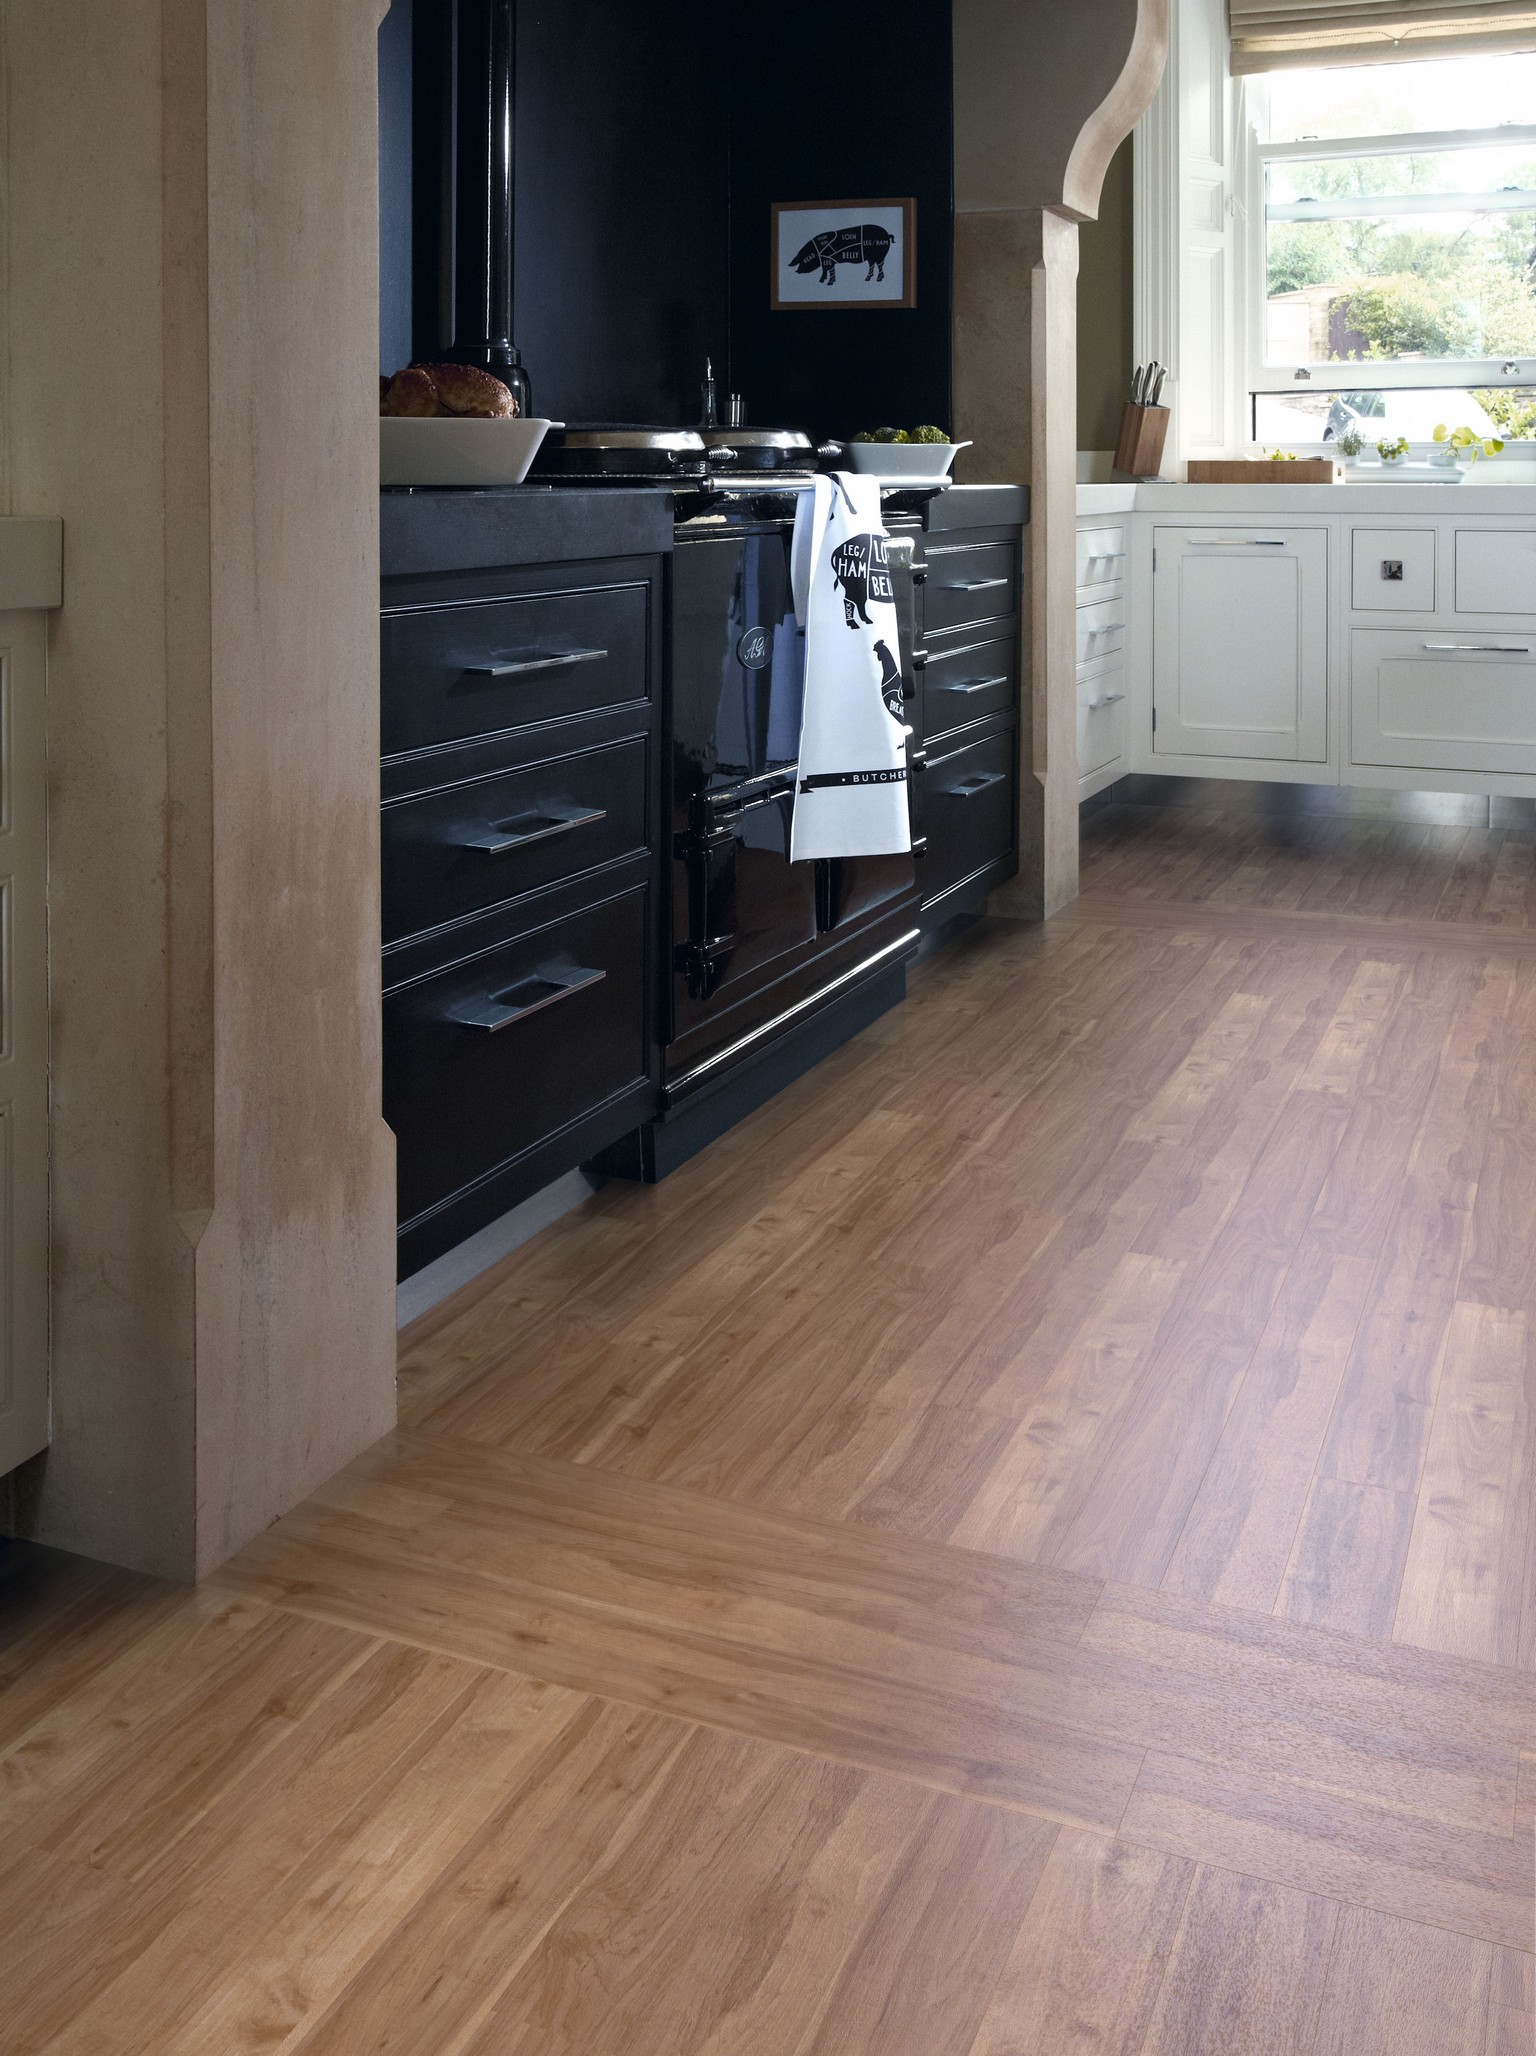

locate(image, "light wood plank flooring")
[[5, 782, 1536, 2053]]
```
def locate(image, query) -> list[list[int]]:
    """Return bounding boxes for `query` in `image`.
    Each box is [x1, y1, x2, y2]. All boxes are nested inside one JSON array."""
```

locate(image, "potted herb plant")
[[1432, 424, 1505, 469], [1377, 435, 1409, 468]]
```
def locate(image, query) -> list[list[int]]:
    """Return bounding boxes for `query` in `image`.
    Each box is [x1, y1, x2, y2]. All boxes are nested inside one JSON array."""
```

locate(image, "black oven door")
[[670, 525, 819, 1037]]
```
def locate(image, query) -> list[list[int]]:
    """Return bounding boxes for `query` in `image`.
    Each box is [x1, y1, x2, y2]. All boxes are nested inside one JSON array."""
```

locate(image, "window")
[[1248, 53, 1536, 445]]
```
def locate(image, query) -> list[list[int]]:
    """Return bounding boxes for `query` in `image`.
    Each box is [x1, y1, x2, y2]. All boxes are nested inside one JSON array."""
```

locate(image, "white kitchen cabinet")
[[1351, 629, 1536, 778], [1076, 505, 1133, 801], [1152, 527, 1328, 763], [1351, 528, 1436, 614], [0, 574, 55, 1476], [1454, 528, 1536, 616]]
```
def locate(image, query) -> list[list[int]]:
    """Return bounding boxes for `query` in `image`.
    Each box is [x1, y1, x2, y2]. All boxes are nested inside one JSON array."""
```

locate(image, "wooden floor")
[[6, 781, 1536, 2053]]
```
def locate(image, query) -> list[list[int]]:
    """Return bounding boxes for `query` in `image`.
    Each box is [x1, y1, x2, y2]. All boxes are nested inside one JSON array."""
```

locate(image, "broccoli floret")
[[910, 424, 948, 444], [870, 426, 902, 444]]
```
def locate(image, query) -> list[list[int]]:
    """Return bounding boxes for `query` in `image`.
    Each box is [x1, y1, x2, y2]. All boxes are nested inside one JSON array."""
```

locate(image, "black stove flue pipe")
[[411, 0, 532, 414]]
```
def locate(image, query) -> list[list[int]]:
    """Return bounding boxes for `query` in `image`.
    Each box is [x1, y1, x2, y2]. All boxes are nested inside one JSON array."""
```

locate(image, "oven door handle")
[[443, 964, 605, 1032]]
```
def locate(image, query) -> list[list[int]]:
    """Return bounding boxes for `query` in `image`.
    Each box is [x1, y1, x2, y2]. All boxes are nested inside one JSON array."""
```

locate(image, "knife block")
[[1114, 402, 1169, 479]]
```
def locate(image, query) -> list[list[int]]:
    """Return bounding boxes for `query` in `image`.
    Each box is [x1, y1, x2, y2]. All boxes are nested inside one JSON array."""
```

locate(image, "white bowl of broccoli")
[[841, 428, 972, 480]]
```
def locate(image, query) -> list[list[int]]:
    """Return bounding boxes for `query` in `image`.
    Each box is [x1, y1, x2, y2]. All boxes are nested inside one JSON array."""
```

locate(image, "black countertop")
[[380, 480, 1028, 582]]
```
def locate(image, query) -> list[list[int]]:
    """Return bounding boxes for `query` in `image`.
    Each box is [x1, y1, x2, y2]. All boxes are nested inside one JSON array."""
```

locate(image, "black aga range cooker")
[[599, 481, 926, 1180]]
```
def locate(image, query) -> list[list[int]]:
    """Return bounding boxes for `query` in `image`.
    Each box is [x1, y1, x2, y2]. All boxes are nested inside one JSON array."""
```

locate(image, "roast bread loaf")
[[380, 362, 517, 419]]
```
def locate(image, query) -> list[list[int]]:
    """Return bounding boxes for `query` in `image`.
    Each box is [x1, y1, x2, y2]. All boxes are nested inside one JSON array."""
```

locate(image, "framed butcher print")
[[771, 199, 915, 310]]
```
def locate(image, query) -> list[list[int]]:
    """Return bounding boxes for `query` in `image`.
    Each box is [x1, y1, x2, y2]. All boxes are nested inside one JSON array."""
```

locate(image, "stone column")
[[1, 0, 397, 1578], [952, 0, 1169, 919]]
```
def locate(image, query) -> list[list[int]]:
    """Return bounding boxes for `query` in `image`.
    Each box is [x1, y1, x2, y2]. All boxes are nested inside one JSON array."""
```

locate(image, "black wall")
[[727, 2, 954, 442], [378, 0, 953, 438]]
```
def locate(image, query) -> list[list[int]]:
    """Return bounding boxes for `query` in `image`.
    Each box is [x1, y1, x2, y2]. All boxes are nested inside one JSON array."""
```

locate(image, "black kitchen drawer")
[[382, 581, 650, 755], [387, 886, 649, 1234], [923, 633, 1017, 744], [382, 736, 648, 945], [924, 541, 1018, 636], [920, 726, 1016, 909]]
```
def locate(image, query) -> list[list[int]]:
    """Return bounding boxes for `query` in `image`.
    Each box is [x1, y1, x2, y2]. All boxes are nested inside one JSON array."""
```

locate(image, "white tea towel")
[[789, 471, 911, 861]]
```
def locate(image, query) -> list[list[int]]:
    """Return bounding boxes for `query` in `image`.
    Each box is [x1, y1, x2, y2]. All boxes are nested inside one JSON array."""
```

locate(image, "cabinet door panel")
[[1153, 528, 1328, 762]]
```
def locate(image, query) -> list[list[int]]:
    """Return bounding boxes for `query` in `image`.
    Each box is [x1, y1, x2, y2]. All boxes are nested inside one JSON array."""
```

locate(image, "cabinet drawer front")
[[1351, 528, 1435, 614], [924, 541, 1017, 635], [1455, 529, 1536, 616], [923, 634, 1016, 741], [921, 727, 1015, 906], [1350, 630, 1536, 775], [382, 581, 650, 756], [1076, 594, 1127, 671], [1076, 524, 1127, 599], [387, 887, 648, 1230], [382, 736, 648, 946], [1077, 667, 1127, 777]]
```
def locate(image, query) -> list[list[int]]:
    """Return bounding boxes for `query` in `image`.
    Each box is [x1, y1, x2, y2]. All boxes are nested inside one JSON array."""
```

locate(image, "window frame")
[[1245, 111, 1536, 405]]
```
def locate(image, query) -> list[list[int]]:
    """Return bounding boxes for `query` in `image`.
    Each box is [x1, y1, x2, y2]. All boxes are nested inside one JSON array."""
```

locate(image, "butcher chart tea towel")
[[789, 470, 912, 862]]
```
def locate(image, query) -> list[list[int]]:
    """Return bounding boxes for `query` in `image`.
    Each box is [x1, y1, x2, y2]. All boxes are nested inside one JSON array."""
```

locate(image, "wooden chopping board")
[[1186, 459, 1342, 484]]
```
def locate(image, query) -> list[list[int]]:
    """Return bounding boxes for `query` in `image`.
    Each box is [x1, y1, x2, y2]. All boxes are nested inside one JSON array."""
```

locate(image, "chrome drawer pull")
[[1084, 550, 1126, 561], [945, 769, 1008, 800], [936, 673, 1010, 695], [941, 576, 1010, 593], [454, 805, 607, 855], [1192, 539, 1286, 548], [1086, 692, 1127, 710], [444, 963, 605, 1033], [462, 646, 608, 678], [1421, 642, 1532, 655], [1085, 622, 1126, 636]]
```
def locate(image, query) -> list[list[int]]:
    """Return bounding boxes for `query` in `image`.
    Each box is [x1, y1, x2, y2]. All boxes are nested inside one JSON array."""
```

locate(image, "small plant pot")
[[1379, 452, 1406, 468], [1428, 447, 1460, 470]]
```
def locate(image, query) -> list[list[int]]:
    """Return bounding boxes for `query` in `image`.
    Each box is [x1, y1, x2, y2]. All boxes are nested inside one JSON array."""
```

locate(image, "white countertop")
[[0, 518, 62, 609], [1079, 480, 1536, 517]]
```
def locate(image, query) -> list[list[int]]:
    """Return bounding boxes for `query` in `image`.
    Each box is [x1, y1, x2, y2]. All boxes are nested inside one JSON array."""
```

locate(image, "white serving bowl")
[[380, 416, 559, 487], [840, 439, 972, 481]]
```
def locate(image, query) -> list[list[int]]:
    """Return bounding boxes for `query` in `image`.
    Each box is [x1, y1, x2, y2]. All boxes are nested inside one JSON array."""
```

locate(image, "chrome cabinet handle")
[[1085, 622, 1126, 636], [462, 646, 608, 678], [1421, 642, 1532, 654], [940, 576, 1009, 593], [935, 673, 1010, 695], [1086, 692, 1127, 709], [945, 769, 1007, 799], [452, 805, 607, 855], [1191, 539, 1287, 548], [444, 963, 605, 1032], [1083, 549, 1126, 561]]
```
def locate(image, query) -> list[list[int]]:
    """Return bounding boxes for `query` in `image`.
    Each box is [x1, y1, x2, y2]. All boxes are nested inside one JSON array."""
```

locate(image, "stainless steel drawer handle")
[[936, 673, 1010, 695], [462, 646, 608, 679], [1084, 550, 1126, 561], [1085, 622, 1126, 636], [1086, 692, 1127, 709], [1193, 539, 1286, 548], [1421, 642, 1532, 654], [444, 963, 606, 1033], [945, 770, 1008, 800], [941, 576, 1010, 593], [453, 805, 607, 855]]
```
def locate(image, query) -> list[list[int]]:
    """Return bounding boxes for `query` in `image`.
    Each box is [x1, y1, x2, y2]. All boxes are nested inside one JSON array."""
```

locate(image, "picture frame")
[[771, 199, 916, 311]]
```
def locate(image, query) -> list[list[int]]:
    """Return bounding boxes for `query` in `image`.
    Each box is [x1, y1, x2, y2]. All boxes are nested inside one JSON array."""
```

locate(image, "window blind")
[[1229, 0, 1536, 71]]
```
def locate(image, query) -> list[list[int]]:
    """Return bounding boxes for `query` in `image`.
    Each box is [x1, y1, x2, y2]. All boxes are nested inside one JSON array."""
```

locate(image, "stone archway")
[[952, 0, 1169, 918]]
